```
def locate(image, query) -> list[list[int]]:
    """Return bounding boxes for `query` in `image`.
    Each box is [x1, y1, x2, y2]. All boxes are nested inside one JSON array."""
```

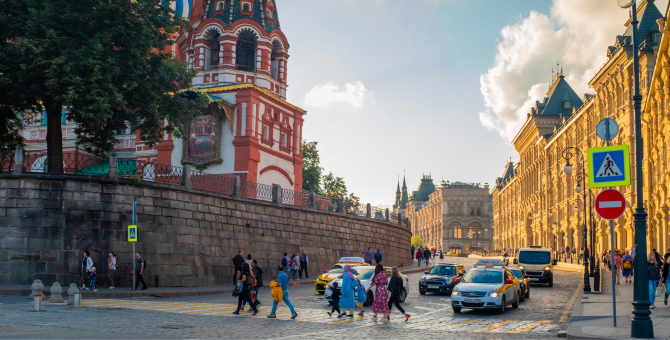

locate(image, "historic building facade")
[[405, 176, 493, 253], [492, 0, 666, 254], [18, 0, 305, 191]]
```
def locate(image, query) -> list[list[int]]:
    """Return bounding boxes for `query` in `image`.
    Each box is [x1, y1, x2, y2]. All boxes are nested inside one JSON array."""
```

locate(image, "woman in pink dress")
[[368, 264, 390, 321]]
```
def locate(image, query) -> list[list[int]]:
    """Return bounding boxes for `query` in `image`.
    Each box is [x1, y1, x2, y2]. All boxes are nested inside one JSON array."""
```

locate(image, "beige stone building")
[[406, 177, 493, 253], [492, 0, 669, 254]]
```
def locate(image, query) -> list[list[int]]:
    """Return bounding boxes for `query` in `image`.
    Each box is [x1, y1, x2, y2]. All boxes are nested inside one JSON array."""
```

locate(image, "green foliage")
[[322, 172, 347, 198], [0, 0, 208, 172], [0, 113, 24, 149], [131, 175, 141, 185], [411, 235, 423, 247], [301, 140, 323, 193]]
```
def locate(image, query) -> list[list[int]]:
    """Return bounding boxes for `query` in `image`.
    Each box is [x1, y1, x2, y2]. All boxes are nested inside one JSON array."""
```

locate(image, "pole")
[[132, 201, 136, 292], [630, 1, 653, 337], [610, 219, 616, 327], [583, 161, 590, 292]]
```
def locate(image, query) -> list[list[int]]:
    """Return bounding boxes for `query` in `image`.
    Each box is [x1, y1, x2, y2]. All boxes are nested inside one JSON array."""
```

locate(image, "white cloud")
[[478, 0, 666, 141], [303, 81, 375, 108]]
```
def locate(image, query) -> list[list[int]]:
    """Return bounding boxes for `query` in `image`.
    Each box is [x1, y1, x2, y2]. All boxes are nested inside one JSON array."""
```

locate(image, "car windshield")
[[518, 251, 551, 265], [328, 265, 344, 274], [462, 270, 502, 284], [510, 269, 522, 278], [355, 269, 375, 280], [429, 266, 455, 276]]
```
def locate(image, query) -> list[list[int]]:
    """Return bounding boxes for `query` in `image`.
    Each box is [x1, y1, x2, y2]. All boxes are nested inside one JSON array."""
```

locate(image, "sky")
[[277, 0, 668, 208]]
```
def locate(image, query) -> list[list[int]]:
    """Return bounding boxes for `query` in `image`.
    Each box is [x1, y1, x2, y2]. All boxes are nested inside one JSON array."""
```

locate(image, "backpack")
[[300, 254, 307, 263], [623, 259, 632, 269], [281, 257, 288, 267], [245, 272, 253, 285]]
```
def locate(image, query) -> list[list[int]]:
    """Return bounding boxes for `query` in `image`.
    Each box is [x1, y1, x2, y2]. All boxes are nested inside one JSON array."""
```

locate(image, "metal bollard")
[[594, 259, 600, 292], [31, 279, 44, 311], [73, 293, 81, 308], [33, 295, 43, 311]]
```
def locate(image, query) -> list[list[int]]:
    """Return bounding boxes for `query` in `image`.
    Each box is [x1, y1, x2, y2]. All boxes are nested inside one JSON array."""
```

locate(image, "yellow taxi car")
[[315, 257, 369, 294], [444, 252, 459, 257]]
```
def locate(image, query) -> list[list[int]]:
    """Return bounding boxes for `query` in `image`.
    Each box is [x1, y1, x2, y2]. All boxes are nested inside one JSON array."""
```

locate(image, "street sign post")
[[594, 189, 626, 220], [128, 225, 138, 242], [587, 145, 631, 188], [131, 202, 137, 291], [596, 118, 619, 142]]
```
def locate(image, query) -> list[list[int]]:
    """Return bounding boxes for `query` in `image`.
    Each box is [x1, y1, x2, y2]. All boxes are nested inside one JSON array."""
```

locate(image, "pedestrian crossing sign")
[[128, 225, 138, 242], [587, 145, 631, 188]]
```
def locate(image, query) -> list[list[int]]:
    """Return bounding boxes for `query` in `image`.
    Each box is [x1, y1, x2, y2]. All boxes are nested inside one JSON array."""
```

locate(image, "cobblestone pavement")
[[0, 260, 582, 339]]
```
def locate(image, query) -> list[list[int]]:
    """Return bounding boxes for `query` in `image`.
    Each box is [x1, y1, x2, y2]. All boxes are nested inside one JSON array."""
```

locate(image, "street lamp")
[[562, 147, 590, 293], [616, 0, 653, 337]]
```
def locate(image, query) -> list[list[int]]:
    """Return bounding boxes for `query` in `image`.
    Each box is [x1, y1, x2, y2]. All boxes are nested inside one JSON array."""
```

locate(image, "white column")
[[241, 102, 247, 136], [252, 103, 257, 136]]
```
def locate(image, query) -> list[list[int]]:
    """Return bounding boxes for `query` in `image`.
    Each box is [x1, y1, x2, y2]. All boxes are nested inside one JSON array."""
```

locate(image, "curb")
[[401, 266, 433, 274]]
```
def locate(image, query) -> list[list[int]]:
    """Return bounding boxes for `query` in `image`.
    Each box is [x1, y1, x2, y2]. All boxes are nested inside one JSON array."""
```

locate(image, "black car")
[[419, 264, 465, 295], [509, 268, 530, 302]]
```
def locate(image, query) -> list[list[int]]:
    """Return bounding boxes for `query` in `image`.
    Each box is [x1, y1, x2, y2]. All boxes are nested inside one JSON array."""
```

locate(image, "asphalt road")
[[0, 257, 582, 339]]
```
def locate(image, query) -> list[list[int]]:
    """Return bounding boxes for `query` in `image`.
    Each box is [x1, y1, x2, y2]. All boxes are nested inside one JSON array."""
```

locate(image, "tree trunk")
[[43, 97, 64, 174]]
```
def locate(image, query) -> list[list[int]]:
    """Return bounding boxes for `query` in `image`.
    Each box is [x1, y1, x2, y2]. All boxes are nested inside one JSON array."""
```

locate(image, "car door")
[[503, 270, 515, 303]]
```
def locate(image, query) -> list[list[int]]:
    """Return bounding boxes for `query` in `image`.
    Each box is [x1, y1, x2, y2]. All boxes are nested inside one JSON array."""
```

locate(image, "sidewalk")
[[0, 261, 428, 299], [568, 268, 670, 339]]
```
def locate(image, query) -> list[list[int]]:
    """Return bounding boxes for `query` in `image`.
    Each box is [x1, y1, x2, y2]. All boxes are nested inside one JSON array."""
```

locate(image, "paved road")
[[0, 258, 582, 339]]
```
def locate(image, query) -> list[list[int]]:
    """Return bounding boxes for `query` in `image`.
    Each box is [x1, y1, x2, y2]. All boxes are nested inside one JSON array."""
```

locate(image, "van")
[[517, 246, 553, 287]]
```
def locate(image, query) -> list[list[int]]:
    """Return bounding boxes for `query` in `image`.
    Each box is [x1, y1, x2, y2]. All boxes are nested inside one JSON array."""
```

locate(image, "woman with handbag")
[[233, 263, 258, 315], [648, 252, 661, 309], [387, 267, 410, 322]]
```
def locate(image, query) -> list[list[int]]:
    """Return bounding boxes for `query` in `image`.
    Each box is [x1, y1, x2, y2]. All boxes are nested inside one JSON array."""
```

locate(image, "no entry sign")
[[594, 189, 626, 220]]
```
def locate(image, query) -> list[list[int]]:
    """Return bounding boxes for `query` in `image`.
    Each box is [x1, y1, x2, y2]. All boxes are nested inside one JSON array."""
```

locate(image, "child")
[[327, 282, 342, 317], [355, 279, 366, 316], [87, 267, 98, 292]]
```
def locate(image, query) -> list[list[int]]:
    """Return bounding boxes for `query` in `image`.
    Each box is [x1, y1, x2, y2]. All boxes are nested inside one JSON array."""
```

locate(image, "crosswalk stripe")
[[412, 318, 460, 330], [505, 320, 551, 333], [396, 317, 452, 329], [450, 319, 503, 331], [185, 307, 241, 315], [530, 324, 558, 332], [241, 308, 309, 318], [140, 304, 221, 311], [362, 315, 426, 327], [175, 305, 237, 313], [467, 320, 517, 332], [206, 307, 293, 317], [328, 315, 374, 325], [430, 318, 485, 331], [488, 320, 534, 333], [274, 310, 320, 320]]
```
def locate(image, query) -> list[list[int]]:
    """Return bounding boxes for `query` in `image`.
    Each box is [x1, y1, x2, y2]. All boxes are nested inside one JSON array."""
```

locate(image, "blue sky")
[[277, 0, 665, 207]]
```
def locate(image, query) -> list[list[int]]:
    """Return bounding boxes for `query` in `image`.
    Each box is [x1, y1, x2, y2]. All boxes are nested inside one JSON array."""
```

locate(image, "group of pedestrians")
[[364, 248, 383, 265], [79, 250, 147, 291], [413, 246, 434, 266], [278, 252, 310, 281]]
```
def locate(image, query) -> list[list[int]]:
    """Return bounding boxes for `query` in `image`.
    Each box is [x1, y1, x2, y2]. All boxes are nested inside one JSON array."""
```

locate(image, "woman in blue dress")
[[340, 264, 356, 317]]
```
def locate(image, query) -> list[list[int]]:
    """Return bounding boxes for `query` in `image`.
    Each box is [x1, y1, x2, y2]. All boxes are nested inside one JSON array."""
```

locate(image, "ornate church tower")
[[141, 0, 305, 191]]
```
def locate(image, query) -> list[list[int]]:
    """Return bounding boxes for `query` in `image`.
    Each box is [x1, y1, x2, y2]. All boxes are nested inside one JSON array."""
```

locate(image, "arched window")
[[236, 31, 256, 72], [208, 35, 220, 69], [242, 2, 251, 11], [266, 8, 272, 19], [216, 1, 224, 11]]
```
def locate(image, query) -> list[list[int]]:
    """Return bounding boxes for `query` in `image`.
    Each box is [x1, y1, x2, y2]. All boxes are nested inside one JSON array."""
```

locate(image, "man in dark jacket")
[[374, 249, 382, 265], [232, 250, 244, 284], [423, 248, 431, 266]]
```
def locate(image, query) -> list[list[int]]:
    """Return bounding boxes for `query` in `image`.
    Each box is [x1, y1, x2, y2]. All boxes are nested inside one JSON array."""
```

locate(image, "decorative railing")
[[3, 147, 411, 229]]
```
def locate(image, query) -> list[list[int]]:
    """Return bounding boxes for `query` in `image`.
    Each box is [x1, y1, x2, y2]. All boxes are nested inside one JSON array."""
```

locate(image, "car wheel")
[[497, 297, 506, 314], [319, 291, 325, 295], [548, 279, 553, 287], [512, 292, 519, 308], [453, 307, 461, 313], [519, 289, 525, 303], [364, 290, 374, 307], [525, 287, 530, 299], [419, 290, 426, 295], [399, 288, 407, 303]]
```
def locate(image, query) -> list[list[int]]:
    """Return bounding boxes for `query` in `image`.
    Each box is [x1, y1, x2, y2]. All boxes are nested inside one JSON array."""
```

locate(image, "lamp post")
[[562, 147, 591, 292], [616, 0, 653, 337]]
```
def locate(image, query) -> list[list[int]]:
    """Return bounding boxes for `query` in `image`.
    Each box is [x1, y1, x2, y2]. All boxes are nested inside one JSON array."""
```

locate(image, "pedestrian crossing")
[[82, 299, 558, 333]]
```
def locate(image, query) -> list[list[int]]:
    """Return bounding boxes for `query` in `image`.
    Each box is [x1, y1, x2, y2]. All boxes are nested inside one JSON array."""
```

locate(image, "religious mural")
[[181, 99, 234, 169]]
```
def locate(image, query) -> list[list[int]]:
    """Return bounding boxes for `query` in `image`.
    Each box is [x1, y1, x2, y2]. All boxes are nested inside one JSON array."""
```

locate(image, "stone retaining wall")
[[0, 175, 411, 287]]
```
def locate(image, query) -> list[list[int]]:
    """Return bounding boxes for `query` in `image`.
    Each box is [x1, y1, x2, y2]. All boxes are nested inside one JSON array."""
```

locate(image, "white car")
[[324, 266, 410, 306], [450, 265, 521, 314]]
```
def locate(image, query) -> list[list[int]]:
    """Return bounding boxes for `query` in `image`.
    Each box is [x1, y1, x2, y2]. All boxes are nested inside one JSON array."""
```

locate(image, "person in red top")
[[416, 249, 423, 266], [612, 250, 623, 284]]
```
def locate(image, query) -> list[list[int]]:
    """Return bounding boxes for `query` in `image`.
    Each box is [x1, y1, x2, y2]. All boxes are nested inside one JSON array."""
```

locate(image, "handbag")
[[232, 286, 239, 297], [657, 283, 666, 297]]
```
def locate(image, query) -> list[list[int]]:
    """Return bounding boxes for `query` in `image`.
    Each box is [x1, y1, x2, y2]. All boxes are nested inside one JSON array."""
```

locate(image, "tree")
[[301, 140, 323, 193], [411, 235, 423, 247], [322, 172, 347, 198], [0, 0, 208, 173]]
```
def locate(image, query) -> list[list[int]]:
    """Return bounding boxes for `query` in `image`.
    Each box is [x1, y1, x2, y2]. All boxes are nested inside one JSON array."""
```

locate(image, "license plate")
[[530, 278, 539, 282], [463, 299, 480, 303], [428, 285, 440, 289]]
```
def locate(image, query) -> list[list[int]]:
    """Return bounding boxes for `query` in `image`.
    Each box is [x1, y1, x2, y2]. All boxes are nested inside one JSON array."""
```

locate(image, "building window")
[[281, 133, 287, 148], [263, 125, 269, 141], [241, 1, 251, 12], [236, 31, 256, 72], [563, 101, 571, 109], [476, 207, 481, 216], [469, 207, 474, 216], [216, 1, 224, 10], [266, 9, 272, 19], [653, 33, 660, 43]]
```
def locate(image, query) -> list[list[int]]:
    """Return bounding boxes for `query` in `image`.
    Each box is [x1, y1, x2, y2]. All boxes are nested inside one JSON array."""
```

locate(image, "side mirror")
[[505, 279, 514, 284], [424, 271, 429, 274]]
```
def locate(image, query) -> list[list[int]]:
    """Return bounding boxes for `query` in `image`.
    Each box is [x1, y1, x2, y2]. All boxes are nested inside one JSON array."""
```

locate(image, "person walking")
[[245, 254, 253, 267], [648, 252, 661, 309], [612, 250, 622, 284], [374, 249, 382, 265], [387, 267, 410, 322], [364, 248, 373, 265], [327, 281, 342, 317], [439, 250, 444, 260], [232, 250, 244, 284], [416, 249, 423, 266], [654, 249, 663, 272], [355, 279, 366, 316], [340, 264, 356, 317], [662, 253, 670, 305], [81, 251, 93, 289], [131, 252, 147, 290], [107, 252, 117, 289], [423, 247, 431, 266], [579, 247, 584, 260], [368, 264, 390, 322], [281, 253, 291, 273], [299, 251, 309, 279], [622, 250, 633, 283], [233, 263, 258, 315], [268, 264, 298, 319], [411, 246, 415, 261], [242, 259, 263, 310], [86, 267, 98, 291]]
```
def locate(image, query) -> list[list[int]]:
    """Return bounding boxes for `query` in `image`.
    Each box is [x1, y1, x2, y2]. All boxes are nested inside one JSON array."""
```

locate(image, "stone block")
[[67, 284, 79, 305], [30, 279, 44, 298], [48, 282, 65, 303]]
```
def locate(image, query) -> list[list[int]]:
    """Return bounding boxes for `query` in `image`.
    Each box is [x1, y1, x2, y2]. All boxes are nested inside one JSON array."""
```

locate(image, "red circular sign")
[[594, 189, 626, 220]]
